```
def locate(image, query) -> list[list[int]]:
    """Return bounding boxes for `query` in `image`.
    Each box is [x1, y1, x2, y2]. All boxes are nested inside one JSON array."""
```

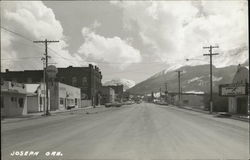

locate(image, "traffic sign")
[[47, 65, 58, 79], [219, 83, 248, 97]]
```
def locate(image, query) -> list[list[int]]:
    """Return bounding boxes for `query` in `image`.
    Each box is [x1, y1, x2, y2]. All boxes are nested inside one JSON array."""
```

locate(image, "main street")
[[1, 103, 249, 160]]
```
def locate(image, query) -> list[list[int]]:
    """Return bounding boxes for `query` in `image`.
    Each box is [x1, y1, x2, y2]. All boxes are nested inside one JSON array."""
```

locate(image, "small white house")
[[1, 81, 27, 117], [26, 83, 50, 113], [49, 82, 81, 110]]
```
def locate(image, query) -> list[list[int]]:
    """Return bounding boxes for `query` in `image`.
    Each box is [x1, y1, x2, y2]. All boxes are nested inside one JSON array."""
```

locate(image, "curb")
[[179, 106, 249, 122], [1, 106, 108, 124], [230, 116, 249, 122]]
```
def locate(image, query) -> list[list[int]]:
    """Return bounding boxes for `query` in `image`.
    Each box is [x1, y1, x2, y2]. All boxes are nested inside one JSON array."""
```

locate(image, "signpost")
[[45, 65, 58, 115], [219, 83, 248, 97]]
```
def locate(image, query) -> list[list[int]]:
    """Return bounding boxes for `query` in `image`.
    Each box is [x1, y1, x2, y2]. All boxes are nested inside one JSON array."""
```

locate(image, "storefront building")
[[1, 81, 27, 117], [49, 82, 81, 110], [227, 65, 249, 114], [26, 83, 50, 113]]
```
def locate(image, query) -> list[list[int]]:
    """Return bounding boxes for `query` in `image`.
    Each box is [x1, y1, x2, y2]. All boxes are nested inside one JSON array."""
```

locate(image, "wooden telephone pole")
[[203, 45, 219, 114], [175, 70, 183, 105], [34, 39, 59, 116]]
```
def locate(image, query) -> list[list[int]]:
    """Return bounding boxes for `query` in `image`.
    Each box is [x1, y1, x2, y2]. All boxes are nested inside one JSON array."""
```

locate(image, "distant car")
[[113, 102, 122, 107], [66, 105, 75, 110], [105, 103, 112, 108], [215, 112, 232, 118], [105, 102, 122, 107]]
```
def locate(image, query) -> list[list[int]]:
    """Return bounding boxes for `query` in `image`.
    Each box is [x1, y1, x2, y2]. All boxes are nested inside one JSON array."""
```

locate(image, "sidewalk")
[[179, 105, 249, 122], [1, 105, 110, 124]]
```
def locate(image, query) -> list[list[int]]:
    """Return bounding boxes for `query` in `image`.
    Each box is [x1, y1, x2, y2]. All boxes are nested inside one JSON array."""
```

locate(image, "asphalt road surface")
[[1, 103, 249, 160]]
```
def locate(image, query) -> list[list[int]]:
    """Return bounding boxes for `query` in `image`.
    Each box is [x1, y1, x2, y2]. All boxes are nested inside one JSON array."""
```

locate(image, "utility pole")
[[165, 83, 168, 102], [160, 88, 162, 98], [34, 39, 59, 116], [203, 45, 219, 114], [41, 57, 46, 114], [175, 70, 183, 105]]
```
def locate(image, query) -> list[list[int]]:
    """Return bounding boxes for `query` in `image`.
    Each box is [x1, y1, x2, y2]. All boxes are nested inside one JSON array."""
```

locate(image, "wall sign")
[[219, 83, 248, 97]]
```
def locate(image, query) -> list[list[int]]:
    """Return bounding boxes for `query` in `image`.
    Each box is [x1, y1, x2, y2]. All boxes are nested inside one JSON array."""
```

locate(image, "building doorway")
[[237, 97, 247, 114]]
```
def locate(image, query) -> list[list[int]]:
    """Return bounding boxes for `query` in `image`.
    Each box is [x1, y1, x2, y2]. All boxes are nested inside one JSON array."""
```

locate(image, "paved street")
[[1, 103, 249, 160]]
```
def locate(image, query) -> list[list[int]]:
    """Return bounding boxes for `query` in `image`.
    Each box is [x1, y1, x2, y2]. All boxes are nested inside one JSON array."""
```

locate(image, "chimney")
[[89, 64, 93, 68], [5, 69, 9, 72]]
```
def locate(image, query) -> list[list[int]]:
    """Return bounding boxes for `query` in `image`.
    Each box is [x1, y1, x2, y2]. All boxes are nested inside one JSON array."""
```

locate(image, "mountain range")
[[103, 78, 136, 91], [127, 63, 248, 95]]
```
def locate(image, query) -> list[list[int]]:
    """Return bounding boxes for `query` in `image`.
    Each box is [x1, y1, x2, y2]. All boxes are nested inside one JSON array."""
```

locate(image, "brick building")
[[1, 64, 102, 105]]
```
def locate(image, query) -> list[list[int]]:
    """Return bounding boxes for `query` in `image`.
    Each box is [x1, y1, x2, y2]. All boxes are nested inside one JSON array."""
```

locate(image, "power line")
[[1, 26, 35, 42], [2, 57, 42, 60], [1, 25, 189, 67]]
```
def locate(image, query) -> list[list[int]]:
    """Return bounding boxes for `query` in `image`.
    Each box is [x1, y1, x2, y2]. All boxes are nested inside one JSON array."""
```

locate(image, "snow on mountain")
[[214, 46, 248, 68], [163, 64, 184, 74], [187, 76, 203, 84], [151, 64, 184, 79], [103, 78, 136, 91], [184, 91, 205, 94], [127, 64, 238, 94], [213, 76, 223, 82]]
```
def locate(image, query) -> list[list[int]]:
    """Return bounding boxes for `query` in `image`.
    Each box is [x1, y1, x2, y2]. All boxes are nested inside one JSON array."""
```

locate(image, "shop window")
[[18, 98, 24, 108], [75, 98, 77, 105], [183, 100, 189, 104], [60, 98, 64, 105], [27, 77, 32, 83], [82, 77, 87, 85], [11, 97, 17, 102], [40, 96, 43, 105], [1, 96, 4, 108]]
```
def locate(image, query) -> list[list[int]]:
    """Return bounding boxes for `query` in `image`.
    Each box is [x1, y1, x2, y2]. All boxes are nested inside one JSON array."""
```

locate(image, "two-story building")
[[1, 64, 102, 106]]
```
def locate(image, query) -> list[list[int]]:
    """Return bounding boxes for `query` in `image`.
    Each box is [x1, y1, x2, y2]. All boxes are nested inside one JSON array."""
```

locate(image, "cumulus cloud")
[[78, 27, 141, 69], [112, 1, 248, 67], [1, 1, 86, 71]]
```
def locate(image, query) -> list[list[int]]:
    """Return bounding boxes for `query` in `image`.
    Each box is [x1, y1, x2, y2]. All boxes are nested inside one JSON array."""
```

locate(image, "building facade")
[[228, 65, 249, 114], [106, 85, 124, 102], [100, 86, 115, 104], [167, 92, 205, 108], [49, 82, 81, 110], [1, 64, 102, 105], [1, 81, 28, 117], [26, 83, 50, 113]]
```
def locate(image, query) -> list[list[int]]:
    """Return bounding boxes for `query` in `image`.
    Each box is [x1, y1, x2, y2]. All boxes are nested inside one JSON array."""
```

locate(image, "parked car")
[[66, 105, 75, 110], [105, 103, 112, 108], [105, 102, 123, 107]]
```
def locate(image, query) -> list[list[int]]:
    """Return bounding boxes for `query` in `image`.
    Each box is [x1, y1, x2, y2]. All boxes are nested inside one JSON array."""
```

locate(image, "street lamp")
[[186, 58, 207, 62]]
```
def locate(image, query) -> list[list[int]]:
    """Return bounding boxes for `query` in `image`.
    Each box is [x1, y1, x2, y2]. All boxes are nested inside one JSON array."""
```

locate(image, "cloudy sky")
[[1, 1, 248, 84]]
